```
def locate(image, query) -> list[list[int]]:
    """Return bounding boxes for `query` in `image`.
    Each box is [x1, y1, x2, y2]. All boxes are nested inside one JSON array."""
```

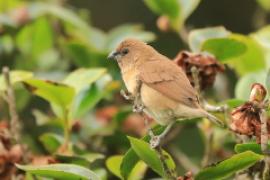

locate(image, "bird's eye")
[[122, 48, 129, 55]]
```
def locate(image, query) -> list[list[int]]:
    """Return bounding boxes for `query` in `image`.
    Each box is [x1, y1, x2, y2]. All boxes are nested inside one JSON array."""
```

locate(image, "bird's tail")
[[203, 111, 224, 127]]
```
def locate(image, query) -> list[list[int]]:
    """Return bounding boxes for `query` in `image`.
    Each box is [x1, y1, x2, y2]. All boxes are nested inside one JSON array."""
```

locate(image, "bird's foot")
[[120, 89, 134, 100], [150, 135, 162, 149], [133, 103, 145, 113]]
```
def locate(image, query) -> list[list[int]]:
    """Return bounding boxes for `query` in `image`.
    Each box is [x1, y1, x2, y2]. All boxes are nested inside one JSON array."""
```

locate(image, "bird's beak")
[[107, 51, 119, 60]]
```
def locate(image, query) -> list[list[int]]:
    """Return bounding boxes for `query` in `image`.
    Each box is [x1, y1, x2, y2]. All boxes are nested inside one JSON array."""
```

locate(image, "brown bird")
[[108, 39, 224, 147]]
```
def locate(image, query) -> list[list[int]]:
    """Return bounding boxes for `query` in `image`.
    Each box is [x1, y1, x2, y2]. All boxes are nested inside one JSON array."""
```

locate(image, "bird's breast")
[[122, 69, 138, 95]]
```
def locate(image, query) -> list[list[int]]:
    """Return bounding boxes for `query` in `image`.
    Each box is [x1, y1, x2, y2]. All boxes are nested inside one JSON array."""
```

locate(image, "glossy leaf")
[[144, 0, 180, 22], [56, 153, 104, 167], [0, 70, 33, 91], [188, 26, 230, 52], [235, 71, 267, 100], [128, 136, 176, 178], [29, 3, 91, 32], [202, 38, 246, 61], [106, 155, 123, 179], [63, 68, 107, 93], [223, 99, 245, 108], [73, 75, 117, 118], [180, 0, 201, 20], [228, 34, 266, 75], [106, 155, 147, 180], [256, 0, 270, 11], [23, 79, 75, 109], [195, 151, 263, 180], [16, 163, 99, 180], [252, 25, 270, 49], [39, 133, 63, 154], [105, 24, 155, 51], [128, 161, 147, 180], [120, 125, 165, 179], [235, 143, 270, 154]]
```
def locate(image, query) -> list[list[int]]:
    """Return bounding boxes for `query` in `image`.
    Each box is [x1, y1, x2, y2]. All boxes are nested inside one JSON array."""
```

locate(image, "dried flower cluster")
[[174, 51, 225, 90], [230, 83, 269, 143]]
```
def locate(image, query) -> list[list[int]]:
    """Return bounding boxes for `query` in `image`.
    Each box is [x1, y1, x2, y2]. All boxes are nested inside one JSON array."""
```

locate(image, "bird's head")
[[108, 38, 154, 67]]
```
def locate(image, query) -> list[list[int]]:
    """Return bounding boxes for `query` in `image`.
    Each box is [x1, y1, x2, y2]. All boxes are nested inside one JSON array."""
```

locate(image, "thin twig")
[[201, 130, 214, 167], [2, 67, 21, 142], [260, 109, 268, 154], [260, 109, 270, 180], [191, 66, 201, 99]]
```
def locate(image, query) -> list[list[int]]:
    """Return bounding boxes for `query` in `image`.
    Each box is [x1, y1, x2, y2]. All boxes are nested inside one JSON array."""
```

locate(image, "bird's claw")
[[133, 103, 145, 113], [120, 89, 134, 100], [150, 136, 161, 149]]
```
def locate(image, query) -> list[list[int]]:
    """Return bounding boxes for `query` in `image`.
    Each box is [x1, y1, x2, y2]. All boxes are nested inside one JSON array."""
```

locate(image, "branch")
[[2, 67, 21, 142], [260, 109, 270, 180]]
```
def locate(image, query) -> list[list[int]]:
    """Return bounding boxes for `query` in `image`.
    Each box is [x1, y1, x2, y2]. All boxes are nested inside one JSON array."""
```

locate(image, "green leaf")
[[120, 126, 165, 179], [180, 0, 201, 20], [235, 71, 267, 100], [144, 0, 180, 19], [195, 151, 263, 180], [127, 136, 176, 178], [65, 42, 93, 67], [23, 79, 75, 109], [252, 25, 270, 49], [63, 68, 107, 93], [16, 163, 99, 180], [0, 70, 33, 91], [188, 26, 230, 52], [257, 0, 270, 11], [144, 0, 200, 30], [29, 3, 91, 32], [228, 34, 266, 75], [106, 155, 123, 179], [223, 99, 245, 108], [235, 143, 270, 154], [56, 153, 104, 167], [202, 38, 246, 61], [106, 24, 155, 51], [39, 133, 63, 154], [73, 75, 116, 118], [128, 161, 147, 180], [106, 156, 147, 180]]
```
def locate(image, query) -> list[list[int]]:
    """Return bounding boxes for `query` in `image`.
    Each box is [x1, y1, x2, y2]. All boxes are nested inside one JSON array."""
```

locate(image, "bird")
[[108, 38, 224, 148]]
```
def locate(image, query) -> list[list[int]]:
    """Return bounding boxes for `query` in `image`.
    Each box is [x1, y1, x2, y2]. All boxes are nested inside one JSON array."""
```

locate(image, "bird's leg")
[[150, 121, 175, 149], [132, 79, 144, 113], [120, 89, 134, 101]]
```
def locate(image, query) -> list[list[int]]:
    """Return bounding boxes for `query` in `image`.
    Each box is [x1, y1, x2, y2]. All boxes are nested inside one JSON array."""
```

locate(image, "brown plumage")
[[108, 38, 223, 126]]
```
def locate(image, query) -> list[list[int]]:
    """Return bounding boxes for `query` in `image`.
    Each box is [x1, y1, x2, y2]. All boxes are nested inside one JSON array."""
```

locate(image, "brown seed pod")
[[249, 83, 267, 103], [230, 83, 269, 143], [173, 51, 225, 90]]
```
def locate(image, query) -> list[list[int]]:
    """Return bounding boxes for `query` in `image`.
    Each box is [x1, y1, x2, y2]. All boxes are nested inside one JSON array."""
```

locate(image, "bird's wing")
[[138, 59, 199, 108]]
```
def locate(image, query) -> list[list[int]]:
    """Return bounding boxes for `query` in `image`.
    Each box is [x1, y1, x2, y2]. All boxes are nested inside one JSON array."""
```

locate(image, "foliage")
[[0, 0, 270, 179]]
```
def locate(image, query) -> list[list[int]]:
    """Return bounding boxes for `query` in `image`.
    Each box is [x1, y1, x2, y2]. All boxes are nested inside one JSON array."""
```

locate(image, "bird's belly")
[[141, 84, 178, 125]]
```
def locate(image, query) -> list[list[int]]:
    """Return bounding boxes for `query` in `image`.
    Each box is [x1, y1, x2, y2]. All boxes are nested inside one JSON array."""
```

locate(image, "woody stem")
[[2, 67, 21, 142], [260, 109, 270, 179]]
